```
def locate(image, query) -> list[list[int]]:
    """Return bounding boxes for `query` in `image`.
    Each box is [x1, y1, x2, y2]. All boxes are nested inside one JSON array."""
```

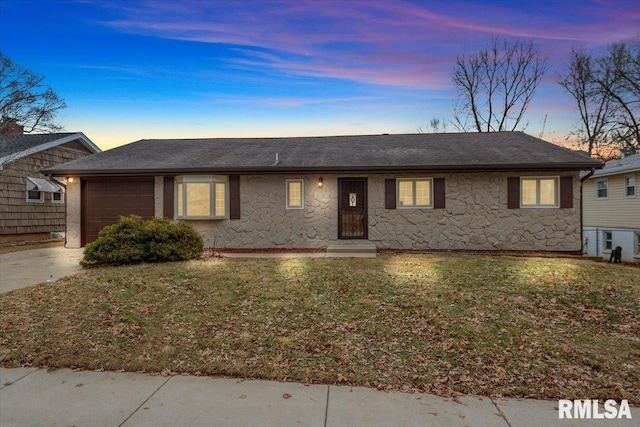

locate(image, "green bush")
[[81, 215, 203, 266]]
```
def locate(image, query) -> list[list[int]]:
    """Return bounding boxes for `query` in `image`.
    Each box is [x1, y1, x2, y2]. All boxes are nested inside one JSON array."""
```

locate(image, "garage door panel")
[[82, 178, 155, 245]]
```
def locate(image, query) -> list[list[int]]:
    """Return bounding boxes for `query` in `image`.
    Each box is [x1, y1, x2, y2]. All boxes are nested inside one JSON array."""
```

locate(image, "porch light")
[[67, 177, 75, 183], [317, 177, 324, 188]]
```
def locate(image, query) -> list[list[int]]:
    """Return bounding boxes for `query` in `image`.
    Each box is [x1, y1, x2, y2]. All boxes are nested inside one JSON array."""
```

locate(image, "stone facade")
[[184, 172, 582, 252], [65, 171, 582, 251]]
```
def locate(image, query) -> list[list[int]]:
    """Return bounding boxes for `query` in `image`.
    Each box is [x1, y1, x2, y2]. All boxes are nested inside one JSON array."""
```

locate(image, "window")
[[636, 233, 640, 255], [26, 176, 61, 203], [286, 179, 304, 209], [175, 176, 228, 219], [52, 191, 64, 204], [625, 175, 636, 198], [520, 177, 558, 207], [603, 231, 613, 251], [596, 179, 608, 199], [397, 178, 432, 208], [27, 190, 43, 203]]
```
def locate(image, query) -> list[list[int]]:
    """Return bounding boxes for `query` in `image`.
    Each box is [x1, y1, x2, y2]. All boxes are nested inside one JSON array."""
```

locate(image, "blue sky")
[[1, 0, 639, 150]]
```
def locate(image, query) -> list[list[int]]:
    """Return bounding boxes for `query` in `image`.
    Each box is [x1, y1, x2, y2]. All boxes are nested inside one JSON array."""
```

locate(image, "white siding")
[[583, 172, 639, 229]]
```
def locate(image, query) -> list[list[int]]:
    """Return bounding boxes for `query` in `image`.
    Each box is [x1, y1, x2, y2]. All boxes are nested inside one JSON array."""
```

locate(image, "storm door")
[[338, 178, 368, 239]]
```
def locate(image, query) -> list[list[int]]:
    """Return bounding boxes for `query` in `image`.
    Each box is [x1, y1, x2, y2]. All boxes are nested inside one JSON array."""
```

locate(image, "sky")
[[1, 0, 639, 151]]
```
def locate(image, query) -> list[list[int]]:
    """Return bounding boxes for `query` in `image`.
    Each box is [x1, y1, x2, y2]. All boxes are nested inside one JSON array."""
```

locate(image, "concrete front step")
[[326, 242, 377, 257]]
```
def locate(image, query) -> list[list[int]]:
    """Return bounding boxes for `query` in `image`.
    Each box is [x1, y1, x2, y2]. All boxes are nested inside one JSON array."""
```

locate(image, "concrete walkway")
[[0, 247, 85, 293], [3, 368, 637, 427]]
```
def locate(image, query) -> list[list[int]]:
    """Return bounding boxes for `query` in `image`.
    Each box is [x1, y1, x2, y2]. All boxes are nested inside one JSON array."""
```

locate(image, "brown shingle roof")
[[45, 132, 603, 176]]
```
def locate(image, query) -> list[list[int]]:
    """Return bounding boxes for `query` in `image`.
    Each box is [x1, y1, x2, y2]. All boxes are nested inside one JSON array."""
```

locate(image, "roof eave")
[[0, 133, 101, 168], [44, 162, 604, 177], [591, 166, 640, 178]]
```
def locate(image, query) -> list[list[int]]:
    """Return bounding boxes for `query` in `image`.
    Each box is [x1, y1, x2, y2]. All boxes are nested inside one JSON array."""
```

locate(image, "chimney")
[[0, 118, 25, 135]]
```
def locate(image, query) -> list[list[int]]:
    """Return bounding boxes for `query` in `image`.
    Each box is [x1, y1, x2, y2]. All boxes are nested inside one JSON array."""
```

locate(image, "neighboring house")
[[44, 132, 602, 252], [582, 153, 640, 263], [0, 124, 101, 241]]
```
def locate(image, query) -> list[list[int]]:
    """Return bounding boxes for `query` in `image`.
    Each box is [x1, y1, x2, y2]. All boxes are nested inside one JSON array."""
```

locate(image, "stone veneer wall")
[[184, 172, 582, 252]]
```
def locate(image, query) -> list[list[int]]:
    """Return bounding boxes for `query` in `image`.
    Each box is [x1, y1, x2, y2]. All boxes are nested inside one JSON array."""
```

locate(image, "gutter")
[[43, 162, 605, 178]]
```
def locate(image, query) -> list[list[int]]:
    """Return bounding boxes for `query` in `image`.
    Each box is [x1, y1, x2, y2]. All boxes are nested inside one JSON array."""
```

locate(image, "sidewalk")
[[1, 368, 637, 426]]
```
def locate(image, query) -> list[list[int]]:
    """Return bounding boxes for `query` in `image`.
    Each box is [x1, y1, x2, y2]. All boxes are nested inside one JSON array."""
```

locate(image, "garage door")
[[82, 178, 155, 245]]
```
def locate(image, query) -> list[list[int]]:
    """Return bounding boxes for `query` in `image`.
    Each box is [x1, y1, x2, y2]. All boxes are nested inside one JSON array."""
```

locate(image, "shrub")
[[81, 215, 203, 266]]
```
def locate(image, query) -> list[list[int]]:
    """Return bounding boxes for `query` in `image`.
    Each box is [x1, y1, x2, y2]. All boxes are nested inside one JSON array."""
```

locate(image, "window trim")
[[603, 230, 613, 252], [26, 190, 44, 203], [175, 175, 229, 220], [520, 177, 559, 208], [595, 178, 608, 199], [286, 179, 305, 210], [625, 174, 636, 198], [51, 191, 65, 204], [396, 178, 433, 208]]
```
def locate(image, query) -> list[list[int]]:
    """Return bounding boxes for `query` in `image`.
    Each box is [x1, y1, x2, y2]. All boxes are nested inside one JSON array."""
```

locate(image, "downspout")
[[580, 168, 596, 256]]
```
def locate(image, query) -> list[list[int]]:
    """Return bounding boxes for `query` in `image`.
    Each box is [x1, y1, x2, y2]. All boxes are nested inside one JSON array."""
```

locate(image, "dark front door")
[[338, 178, 367, 239]]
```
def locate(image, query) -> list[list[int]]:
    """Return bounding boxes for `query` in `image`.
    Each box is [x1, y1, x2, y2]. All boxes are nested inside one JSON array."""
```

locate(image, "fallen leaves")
[[0, 255, 638, 403]]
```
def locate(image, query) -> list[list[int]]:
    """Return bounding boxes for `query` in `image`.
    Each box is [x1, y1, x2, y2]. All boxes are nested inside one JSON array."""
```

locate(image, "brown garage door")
[[81, 178, 155, 245]]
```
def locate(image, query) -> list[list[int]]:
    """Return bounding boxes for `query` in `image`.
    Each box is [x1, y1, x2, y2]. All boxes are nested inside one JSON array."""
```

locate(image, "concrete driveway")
[[0, 247, 85, 293]]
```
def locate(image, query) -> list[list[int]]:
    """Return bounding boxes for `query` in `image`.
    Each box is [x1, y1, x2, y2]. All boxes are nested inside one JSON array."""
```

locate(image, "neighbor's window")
[[596, 179, 608, 199], [625, 175, 636, 197], [397, 178, 432, 208], [521, 177, 558, 207], [52, 191, 64, 204], [286, 179, 304, 209], [175, 176, 228, 219], [603, 231, 613, 251], [26, 190, 43, 203]]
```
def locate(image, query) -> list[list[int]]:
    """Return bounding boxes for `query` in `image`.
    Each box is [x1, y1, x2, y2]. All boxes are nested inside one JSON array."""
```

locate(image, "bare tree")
[[559, 48, 612, 156], [0, 52, 66, 133], [417, 116, 449, 133], [560, 42, 639, 157], [594, 42, 639, 155], [452, 37, 548, 132]]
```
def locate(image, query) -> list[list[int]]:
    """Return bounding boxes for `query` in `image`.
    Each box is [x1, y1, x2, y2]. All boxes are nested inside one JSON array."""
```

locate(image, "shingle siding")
[[0, 146, 89, 235]]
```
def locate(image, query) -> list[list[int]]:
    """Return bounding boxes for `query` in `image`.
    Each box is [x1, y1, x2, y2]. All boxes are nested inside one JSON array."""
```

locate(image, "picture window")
[[175, 176, 228, 219]]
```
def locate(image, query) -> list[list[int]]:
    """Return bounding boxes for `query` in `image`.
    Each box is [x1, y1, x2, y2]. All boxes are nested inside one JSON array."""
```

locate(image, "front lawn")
[[0, 254, 638, 403]]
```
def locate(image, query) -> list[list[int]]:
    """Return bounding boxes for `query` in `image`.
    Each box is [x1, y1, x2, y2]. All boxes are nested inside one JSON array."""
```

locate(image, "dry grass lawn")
[[0, 254, 638, 403]]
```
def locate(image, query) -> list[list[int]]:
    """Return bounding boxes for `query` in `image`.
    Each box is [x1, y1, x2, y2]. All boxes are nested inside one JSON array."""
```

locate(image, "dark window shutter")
[[229, 175, 241, 219], [507, 177, 520, 209], [385, 179, 396, 209], [560, 176, 573, 208], [163, 176, 174, 218], [433, 178, 445, 209]]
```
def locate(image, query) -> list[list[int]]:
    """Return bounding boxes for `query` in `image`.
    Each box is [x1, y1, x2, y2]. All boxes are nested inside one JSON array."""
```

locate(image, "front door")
[[338, 178, 367, 239]]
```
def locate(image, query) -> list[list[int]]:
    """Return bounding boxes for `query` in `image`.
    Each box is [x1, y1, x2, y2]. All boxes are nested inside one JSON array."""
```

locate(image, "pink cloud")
[[97, 0, 640, 88]]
